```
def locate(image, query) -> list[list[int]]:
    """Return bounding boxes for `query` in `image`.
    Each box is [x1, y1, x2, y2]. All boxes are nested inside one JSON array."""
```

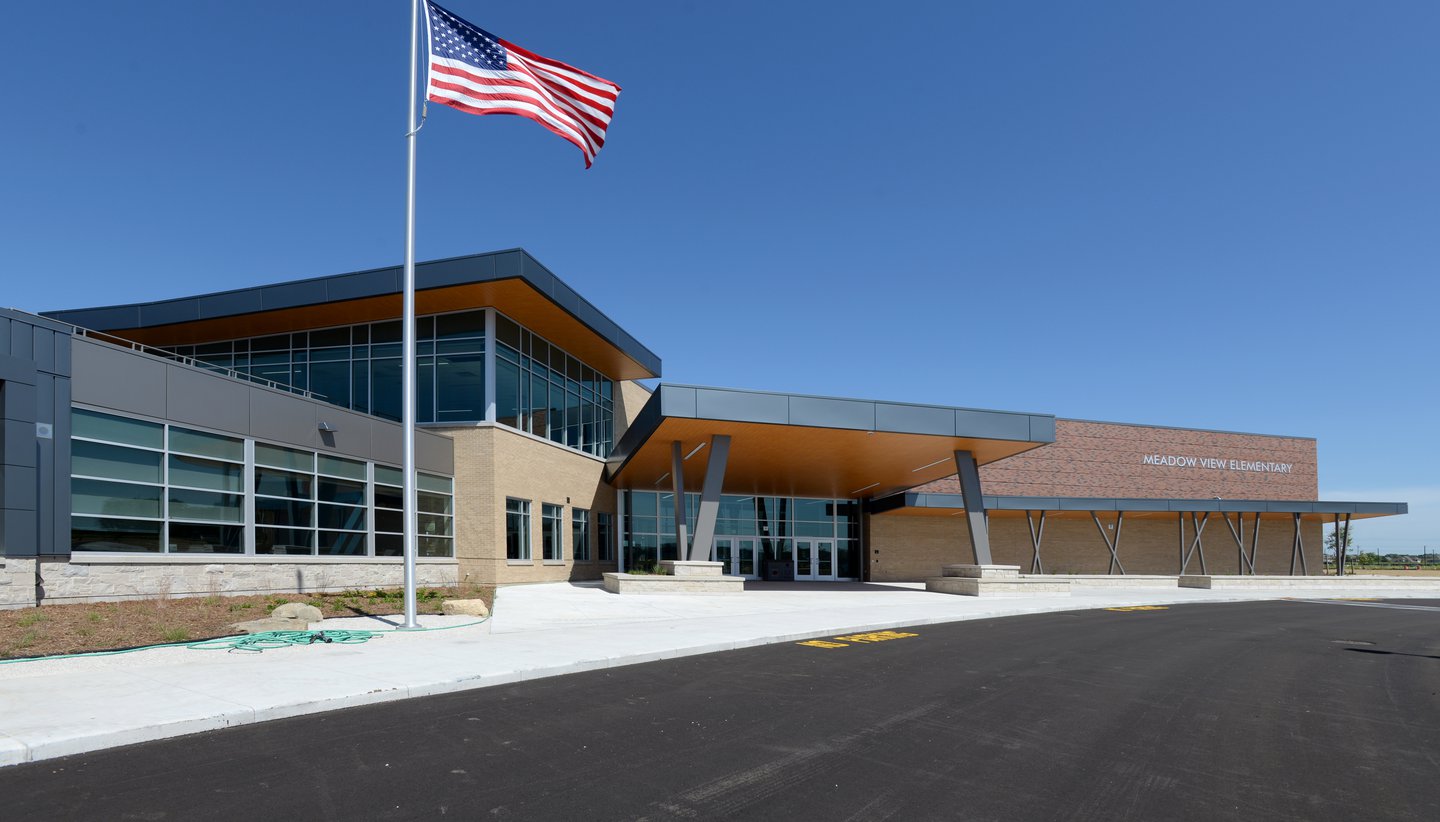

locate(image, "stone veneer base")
[[0, 557, 459, 609]]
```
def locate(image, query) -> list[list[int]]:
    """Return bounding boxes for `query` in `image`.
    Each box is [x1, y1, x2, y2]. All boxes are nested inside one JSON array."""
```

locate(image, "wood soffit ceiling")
[[99, 279, 656, 381], [609, 418, 1047, 500]]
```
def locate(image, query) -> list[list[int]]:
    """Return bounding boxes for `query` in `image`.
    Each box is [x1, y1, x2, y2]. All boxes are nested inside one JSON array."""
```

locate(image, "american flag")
[[424, 1, 620, 168]]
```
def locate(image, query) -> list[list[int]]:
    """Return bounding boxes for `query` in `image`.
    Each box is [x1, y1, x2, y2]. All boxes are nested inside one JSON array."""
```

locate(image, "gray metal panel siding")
[[0, 457, 37, 510], [261, 279, 329, 310], [249, 389, 322, 450], [31, 327, 55, 374], [70, 340, 169, 419], [658, 385, 698, 418], [0, 316, 8, 356], [327, 268, 401, 301], [3, 419, 37, 468], [50, 374, 72, 558], [9, 322, 33, 360], [198, 289, 264, 319], [789, 396, 876, 430], [139, 299, 200, 327], [694, 388, 789, 425], [1120, 498, 1171, 512], [874, 403, 954, 436], [1028, 416, 1057, 442], [414, 428, 455, 475], [368, 418, 403, 466], [952, 409, 1031, 440], [165, 367, 253, 434]]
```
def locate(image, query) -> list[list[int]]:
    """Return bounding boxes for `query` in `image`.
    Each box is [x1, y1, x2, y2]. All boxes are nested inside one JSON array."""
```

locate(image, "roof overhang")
[[870, 493, 1409, 522], [42, 249, 661, 381], [607, 385, 1056, 499]]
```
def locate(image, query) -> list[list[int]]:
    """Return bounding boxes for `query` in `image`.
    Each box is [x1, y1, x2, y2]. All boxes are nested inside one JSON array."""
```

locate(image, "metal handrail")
[[69, 327, 322, 400]]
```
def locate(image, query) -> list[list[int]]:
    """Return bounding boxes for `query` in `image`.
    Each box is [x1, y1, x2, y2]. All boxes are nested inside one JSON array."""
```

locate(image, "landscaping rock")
[[441, 599, 489, 617], [271, 602, 323, 624], [228, 617, 309, 635]]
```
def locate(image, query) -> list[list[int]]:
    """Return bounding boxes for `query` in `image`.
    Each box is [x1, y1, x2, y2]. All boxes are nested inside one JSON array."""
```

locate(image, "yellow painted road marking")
[[1105, 605, 1170, 612], [797, 630, 920, 649]]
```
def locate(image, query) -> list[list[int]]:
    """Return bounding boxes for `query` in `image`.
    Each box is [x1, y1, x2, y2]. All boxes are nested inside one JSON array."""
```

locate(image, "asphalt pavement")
[[3, 598, 1436, 821]]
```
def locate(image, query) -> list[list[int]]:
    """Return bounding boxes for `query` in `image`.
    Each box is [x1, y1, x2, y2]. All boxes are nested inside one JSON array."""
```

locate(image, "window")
[[506, 498, 531, 560], [572, 508, 591, 562], [597, 512, 614, 562], [71, 406, 454, 558], [542, 503, 563, 561]]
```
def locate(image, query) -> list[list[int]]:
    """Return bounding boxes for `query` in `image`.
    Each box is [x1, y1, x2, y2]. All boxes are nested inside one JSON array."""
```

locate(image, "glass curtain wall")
[[160, 309, 615, 457], [71, 407, 455, 557], [621, 492, 860, 578], [492, 314, 614, 456]]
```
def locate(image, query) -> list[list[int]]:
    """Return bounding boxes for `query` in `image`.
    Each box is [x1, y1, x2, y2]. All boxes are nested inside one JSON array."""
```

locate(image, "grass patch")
[[0, 584, 494, 660]]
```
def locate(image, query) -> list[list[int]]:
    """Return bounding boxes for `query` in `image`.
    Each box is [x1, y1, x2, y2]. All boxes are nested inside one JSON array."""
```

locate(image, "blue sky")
[[2, 1, 1434, 552]]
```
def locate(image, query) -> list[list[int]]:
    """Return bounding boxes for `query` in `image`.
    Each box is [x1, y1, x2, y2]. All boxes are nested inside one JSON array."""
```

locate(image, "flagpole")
[[400, 0, 421, 630]]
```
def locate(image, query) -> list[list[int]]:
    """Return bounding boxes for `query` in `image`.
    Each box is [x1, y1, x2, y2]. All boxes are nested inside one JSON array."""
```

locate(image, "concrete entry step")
[[928, 565, 1070, 597], [602, 572, 744, 594], [926, 576, 1073, 597]]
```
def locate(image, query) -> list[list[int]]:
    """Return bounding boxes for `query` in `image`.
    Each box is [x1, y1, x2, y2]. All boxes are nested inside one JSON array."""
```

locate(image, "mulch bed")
[[0, 586, 493, 661]]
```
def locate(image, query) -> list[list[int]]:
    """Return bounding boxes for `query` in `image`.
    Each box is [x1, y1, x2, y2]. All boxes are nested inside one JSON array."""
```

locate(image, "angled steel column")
[[688, 435, 731, 562], [1249, 512, 1261, 574], [671, 441, 689, 562], [1178, 512, 1186, 573], [953, 450, 992, 565], [1182, 512, 1210, 574], [1338, 513, 1352, 576]]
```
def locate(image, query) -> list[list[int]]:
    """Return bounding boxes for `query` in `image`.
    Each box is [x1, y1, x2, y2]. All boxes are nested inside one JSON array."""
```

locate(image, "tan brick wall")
[[615, 379, 653, 439], [867, 513, 1323, 581], [437, 424, 617, 587], [918, 419, 1318, 501]]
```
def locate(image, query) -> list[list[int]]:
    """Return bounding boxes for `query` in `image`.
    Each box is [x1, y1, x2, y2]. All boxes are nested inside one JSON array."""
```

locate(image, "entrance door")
[[714, 538, 759, 579], [794, 540, 837, 581]]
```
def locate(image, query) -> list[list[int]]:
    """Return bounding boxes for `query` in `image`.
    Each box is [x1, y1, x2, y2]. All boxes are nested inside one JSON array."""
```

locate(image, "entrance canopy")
[[607, 385, 1056, 499]]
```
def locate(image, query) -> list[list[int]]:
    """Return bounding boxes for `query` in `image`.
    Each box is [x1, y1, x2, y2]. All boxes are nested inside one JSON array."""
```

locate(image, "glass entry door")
[[794, 540, 836, 581], [714, 537, 758, 578]]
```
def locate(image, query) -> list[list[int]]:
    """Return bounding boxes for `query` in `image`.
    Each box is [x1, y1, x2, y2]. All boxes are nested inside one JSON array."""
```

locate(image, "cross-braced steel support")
[[1290, 512, 1308, 576], [1025, 510, 1047, 574], [1090, 511, 1126, 575], [1181, 511, 1209, 574], [1221, 513, 1257, 575]]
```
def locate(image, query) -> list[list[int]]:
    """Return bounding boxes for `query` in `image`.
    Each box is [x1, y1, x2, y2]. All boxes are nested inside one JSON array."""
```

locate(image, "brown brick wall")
[[434, 424, 617, 587], [919, 419, 1318, 501], [867, 513, 1323, 581]]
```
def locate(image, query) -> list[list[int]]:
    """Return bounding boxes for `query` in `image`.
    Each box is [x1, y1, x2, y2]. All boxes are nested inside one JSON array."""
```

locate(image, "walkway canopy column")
[[687, 435, 731, 562], [954, 450, 992, 565]]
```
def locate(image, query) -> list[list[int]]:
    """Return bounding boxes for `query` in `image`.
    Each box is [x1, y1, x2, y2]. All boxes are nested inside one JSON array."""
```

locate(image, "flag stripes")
[[424, 2, 620, 167]]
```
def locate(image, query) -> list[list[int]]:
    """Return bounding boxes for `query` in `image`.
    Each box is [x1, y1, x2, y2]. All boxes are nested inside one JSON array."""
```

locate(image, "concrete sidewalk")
[[2, 579, 1437, 767]]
